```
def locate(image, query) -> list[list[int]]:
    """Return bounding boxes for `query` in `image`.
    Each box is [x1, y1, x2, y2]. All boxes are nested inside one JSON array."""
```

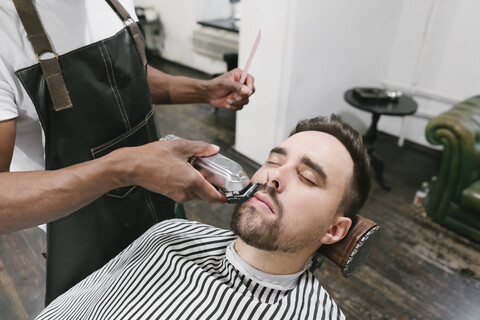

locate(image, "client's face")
[[231, 131, 353, 253]]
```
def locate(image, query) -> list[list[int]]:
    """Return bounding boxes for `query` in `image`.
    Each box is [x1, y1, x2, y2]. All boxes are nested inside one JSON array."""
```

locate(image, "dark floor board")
[[156, 103, 236, 147], [0, 262, 29, 320], [0, 227, 45, 320], [1, 58, 479, 319]]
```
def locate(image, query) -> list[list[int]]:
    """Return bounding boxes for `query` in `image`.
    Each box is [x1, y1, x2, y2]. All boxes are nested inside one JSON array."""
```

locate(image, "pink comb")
[[239, 28, 262, 84]]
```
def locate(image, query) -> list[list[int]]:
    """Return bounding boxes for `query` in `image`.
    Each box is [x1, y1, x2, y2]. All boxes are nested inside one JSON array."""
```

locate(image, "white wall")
[[135, 0, 480, 163], [382, 0, 480, 147], [236, 0, 480, 164], [134, 0, 231, 74], [236, 0, 403, 163], [234, 0, 294, 163], [283, 0, 403, 139]]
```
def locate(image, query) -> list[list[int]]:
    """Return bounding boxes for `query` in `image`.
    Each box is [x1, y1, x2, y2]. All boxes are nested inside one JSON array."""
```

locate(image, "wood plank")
[[0, 228, 46, 319], [0, 255, 29, 320]]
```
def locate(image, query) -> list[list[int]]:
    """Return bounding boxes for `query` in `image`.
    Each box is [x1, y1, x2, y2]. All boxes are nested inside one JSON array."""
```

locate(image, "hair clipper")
[[160, 134, 260, 203]]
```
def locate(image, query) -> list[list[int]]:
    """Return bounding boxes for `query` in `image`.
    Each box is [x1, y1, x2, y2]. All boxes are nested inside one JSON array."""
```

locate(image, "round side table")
[[344, 88, 418, 190]]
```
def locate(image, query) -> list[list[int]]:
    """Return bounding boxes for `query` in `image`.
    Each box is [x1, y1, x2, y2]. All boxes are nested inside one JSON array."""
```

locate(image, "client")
[[36, 114, 371, 320]]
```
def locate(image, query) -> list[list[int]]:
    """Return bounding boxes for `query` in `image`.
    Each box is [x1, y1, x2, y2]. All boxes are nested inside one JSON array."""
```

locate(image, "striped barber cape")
[[36, 219, 346, 320]]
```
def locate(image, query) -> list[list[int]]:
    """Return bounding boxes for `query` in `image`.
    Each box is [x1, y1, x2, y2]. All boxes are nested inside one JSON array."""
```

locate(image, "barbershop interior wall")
[[382, 0, 480, 147], [134, 0, 480, 164], [236, 0, 402, 163], [134, 0, 231, 74], [236, 0, 480, 163]]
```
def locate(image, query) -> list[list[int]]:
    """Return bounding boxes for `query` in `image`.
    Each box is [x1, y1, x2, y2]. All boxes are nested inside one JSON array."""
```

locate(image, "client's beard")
[[230, 184, 284, 251]]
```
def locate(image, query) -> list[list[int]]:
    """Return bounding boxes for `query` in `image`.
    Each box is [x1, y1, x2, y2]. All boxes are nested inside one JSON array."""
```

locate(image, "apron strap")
[[106, 0, 147, 67], [12, 0, 73, 111]]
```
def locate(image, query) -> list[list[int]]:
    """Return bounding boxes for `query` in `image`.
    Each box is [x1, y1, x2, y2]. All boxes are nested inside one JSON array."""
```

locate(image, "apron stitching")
[[27, 34, 49, 42], [107, 185, 137, 198], [16, 65, 38, 73], [99, 42, 130, 131], [15, 72, 47, 132], [90, 108, 154, 157], [101, 41, 131, 130], [145, 190, 158, 223], [98, 42, 130, 131], [45, 73, 62, 80]]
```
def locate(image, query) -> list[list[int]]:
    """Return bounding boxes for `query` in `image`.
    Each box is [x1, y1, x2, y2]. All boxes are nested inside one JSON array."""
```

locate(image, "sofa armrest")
[[425, 96, 480, 220]]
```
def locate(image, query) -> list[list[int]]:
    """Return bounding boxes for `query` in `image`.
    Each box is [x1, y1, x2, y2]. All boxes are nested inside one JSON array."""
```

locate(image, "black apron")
[[13, 0, 175, 305]]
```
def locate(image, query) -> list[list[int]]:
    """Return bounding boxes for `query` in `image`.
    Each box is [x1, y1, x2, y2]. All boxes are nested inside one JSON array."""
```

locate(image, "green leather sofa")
[[425, 95, 480, 242]]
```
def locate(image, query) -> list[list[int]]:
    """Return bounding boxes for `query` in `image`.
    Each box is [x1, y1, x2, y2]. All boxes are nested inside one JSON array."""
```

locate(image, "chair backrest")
[[310, 215, 380, 277]]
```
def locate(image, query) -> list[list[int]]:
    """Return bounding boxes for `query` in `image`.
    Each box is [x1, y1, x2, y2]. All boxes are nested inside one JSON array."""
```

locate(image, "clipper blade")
[[226, 183, 261, 203]]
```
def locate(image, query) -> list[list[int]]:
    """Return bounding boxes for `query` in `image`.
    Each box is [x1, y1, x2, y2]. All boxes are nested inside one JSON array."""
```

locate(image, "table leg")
[[370, 151, 391, 190], [364, 113, 380, 146], [363, 113, 391, 191]]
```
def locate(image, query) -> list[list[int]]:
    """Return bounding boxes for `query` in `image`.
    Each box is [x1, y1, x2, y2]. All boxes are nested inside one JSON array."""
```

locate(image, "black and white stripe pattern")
[[36, 220, 345, 319]]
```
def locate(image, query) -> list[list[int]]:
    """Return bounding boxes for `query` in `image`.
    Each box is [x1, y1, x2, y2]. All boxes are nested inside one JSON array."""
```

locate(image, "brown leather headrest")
[[317, 215, 380, 277]]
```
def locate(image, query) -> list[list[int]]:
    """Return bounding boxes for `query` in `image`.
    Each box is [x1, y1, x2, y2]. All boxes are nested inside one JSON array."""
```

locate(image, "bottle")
[[413, 181, 429, 206]]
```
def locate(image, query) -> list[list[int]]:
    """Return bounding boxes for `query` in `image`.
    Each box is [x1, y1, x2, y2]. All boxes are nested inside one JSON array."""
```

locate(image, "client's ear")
[[320, 216, 352, 245]]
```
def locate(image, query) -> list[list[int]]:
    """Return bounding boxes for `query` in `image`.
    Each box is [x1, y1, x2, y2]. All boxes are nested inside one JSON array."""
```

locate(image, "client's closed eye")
[[298, 173, 317, 186], [266, 161, 280, 166]]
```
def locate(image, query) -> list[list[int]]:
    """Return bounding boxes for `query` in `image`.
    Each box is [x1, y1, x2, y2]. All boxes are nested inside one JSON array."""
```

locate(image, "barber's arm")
[[0, 125, 225, 234], [0, 118, 15, 172], [146, 65, 255, 111]]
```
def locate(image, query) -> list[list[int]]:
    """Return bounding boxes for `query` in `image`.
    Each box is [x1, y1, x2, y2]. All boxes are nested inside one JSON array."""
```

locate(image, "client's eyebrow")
[[269, 147, 287, 156], [269, 147, 328, 184], [301, 157, 328, 184]]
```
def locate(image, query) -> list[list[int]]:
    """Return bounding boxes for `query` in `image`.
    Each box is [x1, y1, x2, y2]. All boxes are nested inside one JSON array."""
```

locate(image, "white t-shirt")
[[0, 0, 138, 171], [35, 219, 346, 320]]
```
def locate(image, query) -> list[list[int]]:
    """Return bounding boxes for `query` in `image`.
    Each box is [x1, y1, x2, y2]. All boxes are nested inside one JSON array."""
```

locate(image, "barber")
[[0, 0, 254, 304]]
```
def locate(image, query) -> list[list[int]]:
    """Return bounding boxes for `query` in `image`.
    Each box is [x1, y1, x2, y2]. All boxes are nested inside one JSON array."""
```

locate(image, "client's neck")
[[234, 238, 312, 275]]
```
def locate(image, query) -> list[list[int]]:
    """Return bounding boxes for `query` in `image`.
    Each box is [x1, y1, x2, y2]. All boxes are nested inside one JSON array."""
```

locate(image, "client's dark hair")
[[290, 114, 371, 218]]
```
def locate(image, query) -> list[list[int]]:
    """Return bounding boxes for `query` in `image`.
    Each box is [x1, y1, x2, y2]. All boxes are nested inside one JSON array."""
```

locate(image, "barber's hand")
[[123, 139, 227, 203], [205, 68, 255, 111]]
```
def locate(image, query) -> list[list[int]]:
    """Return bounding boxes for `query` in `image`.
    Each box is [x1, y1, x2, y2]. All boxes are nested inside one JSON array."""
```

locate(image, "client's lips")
[[252, 192, 275, 214]]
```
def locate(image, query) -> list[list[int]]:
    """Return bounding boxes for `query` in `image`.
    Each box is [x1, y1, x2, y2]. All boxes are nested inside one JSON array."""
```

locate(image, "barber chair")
[[425, 95, 480, 242], [310, 215, 379, 277]]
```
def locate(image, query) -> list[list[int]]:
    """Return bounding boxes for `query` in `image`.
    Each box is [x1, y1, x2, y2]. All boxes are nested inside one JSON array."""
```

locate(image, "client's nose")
[[266, 168, 283, 192]]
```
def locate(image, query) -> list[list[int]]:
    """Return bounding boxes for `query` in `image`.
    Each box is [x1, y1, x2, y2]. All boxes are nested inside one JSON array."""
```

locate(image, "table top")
[[344, 88, 418, 116], [197, 19, 239, 33]]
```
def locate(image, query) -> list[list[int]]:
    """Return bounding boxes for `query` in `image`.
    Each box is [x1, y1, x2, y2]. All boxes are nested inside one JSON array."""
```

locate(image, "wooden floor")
[[1, 59, 480, 319]]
